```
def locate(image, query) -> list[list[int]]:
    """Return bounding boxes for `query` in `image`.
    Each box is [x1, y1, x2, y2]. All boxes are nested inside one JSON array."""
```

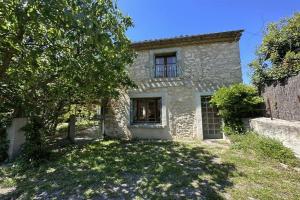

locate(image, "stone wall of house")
[[105, 41, 242, 139], [262, 74, 300, 121], [105, 86, 198, 140], [128, 42, 242, 84]]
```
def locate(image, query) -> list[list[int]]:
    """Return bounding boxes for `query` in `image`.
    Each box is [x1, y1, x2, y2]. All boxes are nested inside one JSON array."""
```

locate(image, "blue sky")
[[118, 0, 299, 84]]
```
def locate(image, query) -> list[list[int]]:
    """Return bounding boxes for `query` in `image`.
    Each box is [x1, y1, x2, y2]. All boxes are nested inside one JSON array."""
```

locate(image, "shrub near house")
[[210, 83, 264, 134], [211, 84, 299, 166]]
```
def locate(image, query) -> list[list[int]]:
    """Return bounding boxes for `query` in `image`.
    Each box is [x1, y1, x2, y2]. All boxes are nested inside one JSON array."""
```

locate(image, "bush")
[[230, 132, 298, 166], [211, 83, 264, 134], [0, 129, 8, 162], [22, 116, 50, 164], [0, 107, 13, 163]]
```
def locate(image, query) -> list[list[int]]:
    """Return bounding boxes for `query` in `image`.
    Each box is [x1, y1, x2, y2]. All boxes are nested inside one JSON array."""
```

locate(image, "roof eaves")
[[131, 30, 244, 51]]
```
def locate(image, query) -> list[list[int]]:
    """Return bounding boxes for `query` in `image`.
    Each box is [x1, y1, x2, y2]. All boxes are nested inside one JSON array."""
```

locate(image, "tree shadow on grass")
[[1, 140, 236, 199]]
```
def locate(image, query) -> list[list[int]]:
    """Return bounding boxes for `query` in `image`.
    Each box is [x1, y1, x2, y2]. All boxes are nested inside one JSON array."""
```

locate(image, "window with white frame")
[[154, 53, 177, 78], [131, 98, 161, 123]]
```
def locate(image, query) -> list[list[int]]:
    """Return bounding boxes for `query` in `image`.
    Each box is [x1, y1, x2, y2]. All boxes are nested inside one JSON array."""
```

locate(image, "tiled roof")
[[131, 30, 244, 50]]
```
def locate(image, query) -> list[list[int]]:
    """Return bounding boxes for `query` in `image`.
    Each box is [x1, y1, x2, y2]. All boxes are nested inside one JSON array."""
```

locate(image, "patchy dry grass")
[[0, 139, 299, 199], [210, 142, 300, 199]]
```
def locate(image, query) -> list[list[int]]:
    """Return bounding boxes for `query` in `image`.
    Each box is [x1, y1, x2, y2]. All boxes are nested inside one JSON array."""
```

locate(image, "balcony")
[[152, 64, 183, 79]]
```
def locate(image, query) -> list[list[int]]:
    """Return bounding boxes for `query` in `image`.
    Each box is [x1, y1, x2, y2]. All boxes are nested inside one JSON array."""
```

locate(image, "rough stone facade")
[[105, 32, 242, 140], [262, 73, 300, 121]]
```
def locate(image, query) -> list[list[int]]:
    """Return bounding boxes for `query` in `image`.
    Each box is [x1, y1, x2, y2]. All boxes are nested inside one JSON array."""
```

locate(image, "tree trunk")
[[67, 115, 76, 143]]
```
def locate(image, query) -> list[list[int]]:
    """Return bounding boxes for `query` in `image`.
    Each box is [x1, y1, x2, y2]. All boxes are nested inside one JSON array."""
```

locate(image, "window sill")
[[128, 124, 165, 129]]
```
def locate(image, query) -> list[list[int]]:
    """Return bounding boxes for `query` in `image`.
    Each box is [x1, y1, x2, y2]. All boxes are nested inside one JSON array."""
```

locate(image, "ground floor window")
[[132, 98, 161, 123]]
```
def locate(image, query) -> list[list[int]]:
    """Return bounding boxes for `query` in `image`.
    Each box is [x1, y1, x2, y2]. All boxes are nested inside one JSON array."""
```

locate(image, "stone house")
[[104, 30, 243, 140]]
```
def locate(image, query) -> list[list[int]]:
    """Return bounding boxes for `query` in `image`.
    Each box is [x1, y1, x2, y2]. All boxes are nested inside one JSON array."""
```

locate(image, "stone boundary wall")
[[7, 118, 27, 160], [249, 117, 300, 158], [262, 74, 300, 121]]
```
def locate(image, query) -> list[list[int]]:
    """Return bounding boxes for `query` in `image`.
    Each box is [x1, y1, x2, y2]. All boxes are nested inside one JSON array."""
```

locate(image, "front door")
[[201, 96, 223, 139]]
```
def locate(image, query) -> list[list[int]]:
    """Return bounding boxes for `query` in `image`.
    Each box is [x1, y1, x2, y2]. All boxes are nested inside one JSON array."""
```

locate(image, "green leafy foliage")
[[250, 12, 300, 90], [61, 104, 99, 123], [0, 0, 135, 161], [0, 103, 12, 163], [0, 129, 8, 162], [22, 116, 50, 164], [230, 132, 298, 166], [210, 83, 264, 134]]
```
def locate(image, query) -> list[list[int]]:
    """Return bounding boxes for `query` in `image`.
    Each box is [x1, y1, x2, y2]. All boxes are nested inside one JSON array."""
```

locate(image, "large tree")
[[0, 0, 135, 159], [250, 12, 300, 91]]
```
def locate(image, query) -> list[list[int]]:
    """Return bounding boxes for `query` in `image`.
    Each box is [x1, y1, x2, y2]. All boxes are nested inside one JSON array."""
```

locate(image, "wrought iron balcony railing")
[[152, 64, 183, 78]]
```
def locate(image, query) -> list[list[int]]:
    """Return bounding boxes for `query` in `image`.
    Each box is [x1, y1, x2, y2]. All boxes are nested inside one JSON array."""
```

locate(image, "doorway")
[[201, 96, 223, 139]]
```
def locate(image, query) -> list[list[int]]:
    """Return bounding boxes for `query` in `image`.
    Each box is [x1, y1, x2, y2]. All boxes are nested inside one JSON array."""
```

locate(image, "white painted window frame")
[[128, 91, 167, 129], [149, 47, 183, 79]]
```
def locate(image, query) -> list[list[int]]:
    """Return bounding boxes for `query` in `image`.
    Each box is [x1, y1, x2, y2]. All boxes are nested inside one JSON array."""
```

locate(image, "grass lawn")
[[0, 139, 300, 199]]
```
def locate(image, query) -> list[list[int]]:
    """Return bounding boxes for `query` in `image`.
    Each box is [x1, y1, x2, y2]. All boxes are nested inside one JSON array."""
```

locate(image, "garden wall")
[[262, 74, 300, 121], [7, 118, 27, 160], [249, 117, 300, 158]]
